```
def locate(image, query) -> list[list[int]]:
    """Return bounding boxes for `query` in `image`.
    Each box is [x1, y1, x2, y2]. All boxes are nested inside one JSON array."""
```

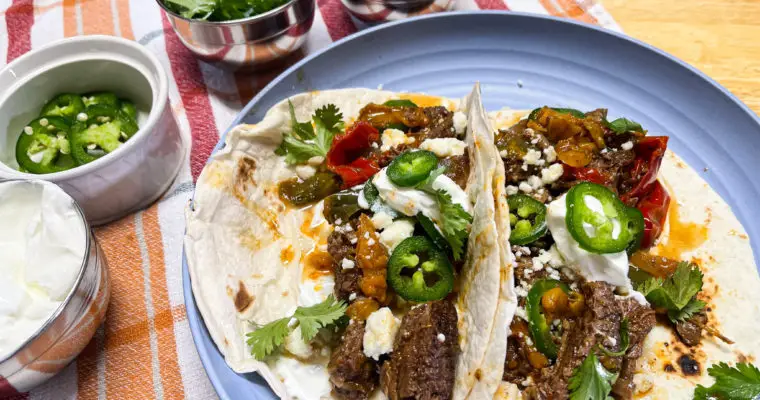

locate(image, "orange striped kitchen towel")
[[0, 0, 620, 398]]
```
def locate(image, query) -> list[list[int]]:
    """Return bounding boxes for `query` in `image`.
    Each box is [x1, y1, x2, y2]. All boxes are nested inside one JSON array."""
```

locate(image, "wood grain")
[[604, 0, 760, 115]]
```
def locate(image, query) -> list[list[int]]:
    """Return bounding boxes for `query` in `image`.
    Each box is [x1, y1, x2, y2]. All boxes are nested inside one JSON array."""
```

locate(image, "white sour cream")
[[546, 193, 647, 304], [373, 168, 471, 228], [0, 181, 87, 359], [272, 357, 333, 400]]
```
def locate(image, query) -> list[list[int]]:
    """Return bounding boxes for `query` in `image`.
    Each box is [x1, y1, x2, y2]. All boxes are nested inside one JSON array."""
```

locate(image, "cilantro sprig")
[[245, 295, 347, 360], [606, 117, 644, 135], [414, 166, 473, 260], [637, 262, 705, 323], [274, 101, 344, 165], [434, 190, 473, 260], [694, 362, 760, 400], [568, 352, 618, 400]]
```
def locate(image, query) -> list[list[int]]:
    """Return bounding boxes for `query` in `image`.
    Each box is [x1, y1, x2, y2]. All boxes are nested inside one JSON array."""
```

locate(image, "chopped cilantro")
[[246, 295, 346, 360], [275, 101, 343, 165], [606, 117, 644, 134], [637, 262, 705, 323], [434, 189, 473, 260], [694, 362, 760, 400], [568, 352, 618, 400]]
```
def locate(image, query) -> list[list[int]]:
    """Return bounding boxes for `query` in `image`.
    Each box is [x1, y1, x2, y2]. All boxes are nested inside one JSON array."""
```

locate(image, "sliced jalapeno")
[[528, 107, 586, 121], [508, 194, 548, 245], [386, 150, 438, 187], [383, 99, 418, 108], [120, 100, 137, 120], [82, 92, 120, 108], [39, 94, 85, 119], [15, 117, 77, 174], [416, 213, 451, 253], [526, 279, 570, 359], [565, 182, 644, 254], [387, 236, 454, 302], [69, 105, 140, 165]]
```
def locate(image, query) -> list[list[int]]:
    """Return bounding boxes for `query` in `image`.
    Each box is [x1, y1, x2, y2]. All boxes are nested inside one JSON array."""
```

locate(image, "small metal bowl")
[[158, 0, 316, 70], [341, 0, 455, 25], [0, 180, 110, 396]]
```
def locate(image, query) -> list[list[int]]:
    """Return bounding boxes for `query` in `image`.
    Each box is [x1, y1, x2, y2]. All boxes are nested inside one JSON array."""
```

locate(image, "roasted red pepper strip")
[[620, 136, 668, 205], [327, 121, 381, 188], [636, 180, 670, 249]]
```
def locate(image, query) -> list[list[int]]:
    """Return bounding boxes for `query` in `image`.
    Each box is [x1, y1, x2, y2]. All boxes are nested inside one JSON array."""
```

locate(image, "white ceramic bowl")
[[0, 35, 184, 225]]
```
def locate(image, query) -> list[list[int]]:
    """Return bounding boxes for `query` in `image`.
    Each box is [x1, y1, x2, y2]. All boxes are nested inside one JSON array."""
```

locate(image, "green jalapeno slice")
[[508, 194, 548, 245], [386, 150, 438, 187], [387, 236, 454, 302], [15, 117, 77, 174], [565, 182, 645, 254], [39, 94, 85, 119]]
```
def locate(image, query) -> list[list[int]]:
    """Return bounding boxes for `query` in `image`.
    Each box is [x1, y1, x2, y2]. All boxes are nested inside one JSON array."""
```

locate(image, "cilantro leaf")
[[246, 295, 347, 360], [415, 166, 447, 190], [637, 262, 704, 313], [162, 0, 215, 19], [276, 102, 344, 165], [694, 362, 760, 400], [598, 318, 630, 357], [668, 298, 706, 324], [667, 262, 704, 309], [568, 352, 618, 400], [245, 317, 290, 361], [288, 100, 315, 140], [293, 294, 347, 342], [435, 189, 473, 260], [606, 117, 644, 134], [313, 104, 344, 155]]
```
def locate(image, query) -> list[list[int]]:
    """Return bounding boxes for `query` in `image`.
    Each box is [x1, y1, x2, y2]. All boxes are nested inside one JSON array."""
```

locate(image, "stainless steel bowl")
[[158, 0, 316, 70], [0, 180, 110, 396], [341, 0, 455, 25]]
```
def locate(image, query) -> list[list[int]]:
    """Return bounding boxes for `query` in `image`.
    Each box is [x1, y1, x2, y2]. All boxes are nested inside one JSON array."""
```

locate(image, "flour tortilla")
[[488, 109, 760, 399], [184, 87, 513, 399]]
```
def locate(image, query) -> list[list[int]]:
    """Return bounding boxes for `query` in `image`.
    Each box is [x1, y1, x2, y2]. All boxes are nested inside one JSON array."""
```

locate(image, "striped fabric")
[[0, 0, 620, 398]]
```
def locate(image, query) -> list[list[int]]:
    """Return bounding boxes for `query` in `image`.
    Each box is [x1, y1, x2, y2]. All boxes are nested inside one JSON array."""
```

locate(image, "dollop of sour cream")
[[373, 167, 471, 228], [546, 193, 647, 305], [0, 181, 87, 359]]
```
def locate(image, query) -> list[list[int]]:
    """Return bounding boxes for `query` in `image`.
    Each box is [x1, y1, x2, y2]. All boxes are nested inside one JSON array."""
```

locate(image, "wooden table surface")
[[605, 0, 760, 115]]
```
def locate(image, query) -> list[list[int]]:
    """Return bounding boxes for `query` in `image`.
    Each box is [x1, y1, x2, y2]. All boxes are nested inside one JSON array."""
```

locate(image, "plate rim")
[[182, 10, 760, 399]]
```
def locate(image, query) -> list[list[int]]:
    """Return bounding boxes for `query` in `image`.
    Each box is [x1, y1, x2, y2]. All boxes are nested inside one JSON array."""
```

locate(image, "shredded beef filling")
[[381, 300, 458, 400], [503, 282, 654, 400], [328, 320, 378, 400]]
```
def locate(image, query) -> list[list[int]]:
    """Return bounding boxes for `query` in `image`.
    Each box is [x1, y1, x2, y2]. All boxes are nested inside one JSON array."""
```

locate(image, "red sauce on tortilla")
[[654, 191, 708, 260]]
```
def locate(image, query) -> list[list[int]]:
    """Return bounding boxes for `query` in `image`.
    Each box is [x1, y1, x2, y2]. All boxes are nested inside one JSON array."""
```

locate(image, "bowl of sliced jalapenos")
[[0, 35, 184, 225], [15, 92, 140, 174]]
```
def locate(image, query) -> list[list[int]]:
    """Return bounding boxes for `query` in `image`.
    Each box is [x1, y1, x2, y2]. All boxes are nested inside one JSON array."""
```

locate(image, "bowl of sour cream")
[[0, 180, 110, 396]]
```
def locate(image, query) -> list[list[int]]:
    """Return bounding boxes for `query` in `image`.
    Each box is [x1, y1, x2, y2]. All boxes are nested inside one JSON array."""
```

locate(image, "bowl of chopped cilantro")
[[157, 0, 315, 69]]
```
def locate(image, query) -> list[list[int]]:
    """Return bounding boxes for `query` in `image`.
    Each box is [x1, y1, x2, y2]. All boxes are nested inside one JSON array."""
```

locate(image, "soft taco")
[[184, 85, 516, 399], [483, 106, 760, 399]]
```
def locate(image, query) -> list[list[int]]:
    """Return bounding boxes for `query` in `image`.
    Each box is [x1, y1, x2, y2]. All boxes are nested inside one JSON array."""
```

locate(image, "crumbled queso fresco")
[[504, 136, 564, 197]]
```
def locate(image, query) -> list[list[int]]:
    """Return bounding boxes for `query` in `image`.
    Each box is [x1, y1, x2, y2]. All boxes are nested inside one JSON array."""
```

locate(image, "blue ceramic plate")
[[183, 11, 760, 399]]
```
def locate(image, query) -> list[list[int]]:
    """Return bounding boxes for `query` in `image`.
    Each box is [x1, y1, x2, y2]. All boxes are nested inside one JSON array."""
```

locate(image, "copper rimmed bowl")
[[158, 0, 316, 70], [0, 180, 110, 396]]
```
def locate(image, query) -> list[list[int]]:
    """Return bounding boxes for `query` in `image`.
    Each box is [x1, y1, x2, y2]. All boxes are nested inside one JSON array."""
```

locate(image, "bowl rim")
[[0, 35, 170, 182], [0, 180, 93, 369], [156, 0, 300, 26]]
